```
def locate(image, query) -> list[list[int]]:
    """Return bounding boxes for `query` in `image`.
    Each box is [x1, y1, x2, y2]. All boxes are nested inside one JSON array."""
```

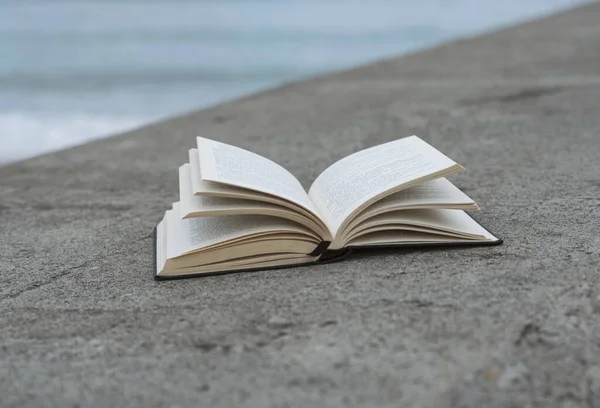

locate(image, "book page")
[[348, 231, 475, 246], [189, 148, 272, 199], [160, 253, 317, 277], [375, 178, 475, 207], [180, 163, 283, 217], [359, 178, 477, 215], [345, 178, 478, 233], [308, 136, 462, 236], [166, 202, 319, 259], [197, 137, 320, 217], [179, 163, 328, 236], [346, 209, 492, 242]]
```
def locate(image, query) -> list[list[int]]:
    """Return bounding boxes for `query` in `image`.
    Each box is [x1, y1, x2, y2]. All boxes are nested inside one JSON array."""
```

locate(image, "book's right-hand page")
[[308, 136, 464, 245], [343, 177, 479, 233]]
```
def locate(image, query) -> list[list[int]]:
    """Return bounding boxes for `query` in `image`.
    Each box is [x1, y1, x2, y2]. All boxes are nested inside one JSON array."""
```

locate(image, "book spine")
[[309, 241, 331, 256], [317, 247, 352, 264]]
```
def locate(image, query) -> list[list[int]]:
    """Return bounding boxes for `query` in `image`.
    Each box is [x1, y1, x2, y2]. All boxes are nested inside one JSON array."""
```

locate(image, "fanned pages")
[[179, 163, 329, 237], [197, 137, 321, 219], [308, 136, 464, 244], [154, 135, 501, 278]]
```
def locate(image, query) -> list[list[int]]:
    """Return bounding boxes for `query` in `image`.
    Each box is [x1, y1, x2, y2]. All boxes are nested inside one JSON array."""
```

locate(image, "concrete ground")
[[1, 3, 600, 407]]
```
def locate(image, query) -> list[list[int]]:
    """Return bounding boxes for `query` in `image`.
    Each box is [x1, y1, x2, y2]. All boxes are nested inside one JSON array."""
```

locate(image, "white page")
[[346, 178, 478, 234], [166, 202, 319, 259], [188, 148, 256, 197], [309, 136, 461, 235], [362, 178, 476, 213], [197, 137, 320, 217], [179, 163, 327, 236], [348, 231, 475, 246], [348, 209, 491, 241], [180, 163, 284, 217]]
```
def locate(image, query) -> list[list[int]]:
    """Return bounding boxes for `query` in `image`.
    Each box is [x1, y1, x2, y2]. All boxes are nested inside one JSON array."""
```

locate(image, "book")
[[155, 135, 502, 279]]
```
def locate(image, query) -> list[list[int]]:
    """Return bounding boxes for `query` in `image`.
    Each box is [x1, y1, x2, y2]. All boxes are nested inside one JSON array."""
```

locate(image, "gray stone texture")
[[1, 3, 600, 407]]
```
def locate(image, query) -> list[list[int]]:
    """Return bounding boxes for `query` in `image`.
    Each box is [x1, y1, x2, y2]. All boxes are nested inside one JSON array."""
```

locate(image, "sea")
[[0, 0, 588, 164]]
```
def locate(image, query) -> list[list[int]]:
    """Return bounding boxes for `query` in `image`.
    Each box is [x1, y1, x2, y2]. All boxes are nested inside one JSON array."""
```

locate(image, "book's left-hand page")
[[197, 137, 321, 219], [179, 162, 329, 238], [156, 203, 322, 278]]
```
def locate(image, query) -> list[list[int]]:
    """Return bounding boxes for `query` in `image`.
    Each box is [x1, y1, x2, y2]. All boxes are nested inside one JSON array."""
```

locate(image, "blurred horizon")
[[0, 0, 589, 164]]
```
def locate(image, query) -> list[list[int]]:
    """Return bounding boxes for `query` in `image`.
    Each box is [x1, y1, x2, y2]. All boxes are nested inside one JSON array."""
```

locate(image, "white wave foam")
[[0, 112, 150, 164]]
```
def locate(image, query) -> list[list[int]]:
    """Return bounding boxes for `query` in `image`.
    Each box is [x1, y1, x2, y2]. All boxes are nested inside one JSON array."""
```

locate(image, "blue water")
[[0, 0, 588, 163]]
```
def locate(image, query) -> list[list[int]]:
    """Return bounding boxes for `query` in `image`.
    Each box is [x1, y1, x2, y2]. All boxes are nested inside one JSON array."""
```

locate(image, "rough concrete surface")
[[1, 4, 600, 407]]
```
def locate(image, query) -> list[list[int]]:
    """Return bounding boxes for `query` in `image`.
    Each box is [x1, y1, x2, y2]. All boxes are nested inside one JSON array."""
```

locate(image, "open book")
[[155, 136, 501, 279]]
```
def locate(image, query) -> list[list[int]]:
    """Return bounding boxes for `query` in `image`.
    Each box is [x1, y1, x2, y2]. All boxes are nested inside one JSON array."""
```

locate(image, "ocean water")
[[0, 0, 588, 164]]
